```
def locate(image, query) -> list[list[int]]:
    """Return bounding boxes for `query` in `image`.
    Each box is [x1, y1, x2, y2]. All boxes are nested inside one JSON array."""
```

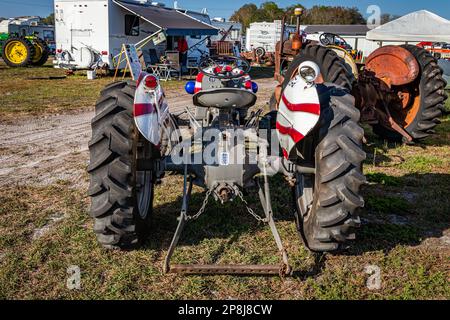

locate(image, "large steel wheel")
[[30, 38, 49, 66], [2, 37, 34, 67]]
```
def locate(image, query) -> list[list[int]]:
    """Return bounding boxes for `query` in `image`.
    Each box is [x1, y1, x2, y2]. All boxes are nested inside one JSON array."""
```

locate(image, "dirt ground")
[[0, 77, 276, 187], [0, 63, 449, 300]]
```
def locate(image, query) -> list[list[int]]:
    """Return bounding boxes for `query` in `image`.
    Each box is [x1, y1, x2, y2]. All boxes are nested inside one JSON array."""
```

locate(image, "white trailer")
[[245, 20, 295, 53], [53, 0, 218, 70]]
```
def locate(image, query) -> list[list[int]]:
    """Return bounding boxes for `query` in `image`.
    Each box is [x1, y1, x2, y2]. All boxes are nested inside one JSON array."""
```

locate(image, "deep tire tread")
[[88, 81, 153, 249]]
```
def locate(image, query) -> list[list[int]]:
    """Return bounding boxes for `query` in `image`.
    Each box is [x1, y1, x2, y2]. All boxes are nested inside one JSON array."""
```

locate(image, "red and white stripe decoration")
[[194, 72, 204, 93], [134, 73, 169, 146], [194, 67, 252, 94], [276, 76, 321, 159]]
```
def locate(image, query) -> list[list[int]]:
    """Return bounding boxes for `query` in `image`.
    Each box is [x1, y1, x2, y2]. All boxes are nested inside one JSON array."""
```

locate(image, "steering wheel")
[[198, 55, 251, 80], [320, 33, 349, 48]]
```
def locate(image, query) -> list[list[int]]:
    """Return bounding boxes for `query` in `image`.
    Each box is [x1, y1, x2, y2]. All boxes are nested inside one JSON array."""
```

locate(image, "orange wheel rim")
[[391, 85, 421, 128], [404, 94, 421, 127]]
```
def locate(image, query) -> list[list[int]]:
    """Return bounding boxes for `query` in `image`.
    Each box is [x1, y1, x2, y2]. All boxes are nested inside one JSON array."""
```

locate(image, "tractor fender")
[[276, 75, 321, 159], [134, 72, 170, 147]]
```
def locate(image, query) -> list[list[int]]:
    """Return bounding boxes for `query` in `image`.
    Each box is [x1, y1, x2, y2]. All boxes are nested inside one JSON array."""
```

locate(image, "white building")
[[366, 10, 450, 45], [53, 0, 218, 69]]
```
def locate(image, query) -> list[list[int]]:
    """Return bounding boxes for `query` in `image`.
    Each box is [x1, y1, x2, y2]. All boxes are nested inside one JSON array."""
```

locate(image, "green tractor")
[[0, 33, 49, 67]]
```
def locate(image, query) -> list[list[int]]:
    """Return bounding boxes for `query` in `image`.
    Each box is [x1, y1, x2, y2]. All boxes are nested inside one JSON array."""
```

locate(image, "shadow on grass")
[[249, 67, 275, 80], [348, 172, 450, 256], [146, 174, 295, 251], [143, 166, 448, 277]]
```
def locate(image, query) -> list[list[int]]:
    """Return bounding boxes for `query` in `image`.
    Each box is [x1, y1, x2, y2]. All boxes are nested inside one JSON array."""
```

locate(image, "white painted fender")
[[134, 72, 169, 147], [276, 72, 321, 159]]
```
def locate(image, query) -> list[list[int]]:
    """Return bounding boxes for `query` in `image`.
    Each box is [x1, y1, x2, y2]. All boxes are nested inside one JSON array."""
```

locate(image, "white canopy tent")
[[366, 10, 450, 42]]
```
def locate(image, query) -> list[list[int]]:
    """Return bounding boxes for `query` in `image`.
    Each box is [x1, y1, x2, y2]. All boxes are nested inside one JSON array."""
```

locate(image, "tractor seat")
[[193, 88, 257, 109]]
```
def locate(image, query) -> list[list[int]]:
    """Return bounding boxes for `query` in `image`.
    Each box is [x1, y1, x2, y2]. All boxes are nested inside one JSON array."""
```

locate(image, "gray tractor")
[[88, 54, 366, 276]]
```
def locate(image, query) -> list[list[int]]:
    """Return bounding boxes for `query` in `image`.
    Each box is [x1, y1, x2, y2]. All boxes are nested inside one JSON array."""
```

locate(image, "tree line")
[[230, 2, 398, 29]]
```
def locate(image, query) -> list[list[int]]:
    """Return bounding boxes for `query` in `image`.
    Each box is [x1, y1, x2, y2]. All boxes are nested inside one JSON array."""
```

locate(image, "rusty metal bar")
[[169, 264, 284, 275], [163, 164, 192, 274], [381, 101, 414, 143], [163, 164, 292, 277], [258, 165, 291, 276]]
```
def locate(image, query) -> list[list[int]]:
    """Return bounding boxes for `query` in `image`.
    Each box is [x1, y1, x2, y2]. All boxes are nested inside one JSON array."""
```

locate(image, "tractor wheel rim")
[[391, 85, 421, 127], [136, 170, 153, 219], [5, 41, 28, 64], [32, 43, 43, 63], [404, 94, 421, 127]]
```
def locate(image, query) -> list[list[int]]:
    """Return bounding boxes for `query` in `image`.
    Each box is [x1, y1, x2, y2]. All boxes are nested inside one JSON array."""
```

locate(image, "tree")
[[301, 6, 366, 25], [230, 3, 367, 27], [41, 13, 55, 25], [230, 4, 258, 30], [230, 2, 284, 30], [257, 2, 284, 22]]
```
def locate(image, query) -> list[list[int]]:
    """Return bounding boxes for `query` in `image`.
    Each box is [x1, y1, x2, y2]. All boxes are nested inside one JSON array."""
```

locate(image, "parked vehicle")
[[0, 32, 49, 67], [438, 58, 450, 84], [53, 0, 217, 70], [87, 8, 447, 277], [273, 10, 448, 143], [87, 49, 367, 275]]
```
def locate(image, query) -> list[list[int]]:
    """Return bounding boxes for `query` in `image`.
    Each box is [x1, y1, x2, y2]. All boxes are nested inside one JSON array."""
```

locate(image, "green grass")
[[0, 64, 449, 300], [365, 195, 410, 214], [0, 60, 184, 121], [398, 155, 445, 173], [1, 181, 449, 300], [0, 60, 271, 120]]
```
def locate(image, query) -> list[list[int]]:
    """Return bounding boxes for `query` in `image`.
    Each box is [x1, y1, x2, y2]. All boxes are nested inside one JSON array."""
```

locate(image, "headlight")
[[298, 61, 320, 83]]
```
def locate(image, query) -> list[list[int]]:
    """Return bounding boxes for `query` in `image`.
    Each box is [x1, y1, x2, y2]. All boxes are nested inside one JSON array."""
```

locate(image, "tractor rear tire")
[[270, 43, 355, 111], [31, 38, 50, 66], [371, 45, 448, 142], [88, 81, 156, 249], [2, 37, 35, 68], [282, 45, 365, 252], [293, 87, 366, 252], [283, 43, 355, 92]]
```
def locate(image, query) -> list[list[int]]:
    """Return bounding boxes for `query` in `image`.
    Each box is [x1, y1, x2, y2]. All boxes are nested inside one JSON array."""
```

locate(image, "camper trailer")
[[53, 0, 217, 70], [245, 20, 295, 53]]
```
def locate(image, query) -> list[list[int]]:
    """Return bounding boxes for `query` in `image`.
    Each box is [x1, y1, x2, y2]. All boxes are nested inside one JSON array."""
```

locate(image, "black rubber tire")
[[270, 43, 355, 111], [282, 45, 365, 252], [371, 45, 448, 142], [31, 38, 50, 66], [269, 93, 278, 111], [1, 37, 35, 67], [255, 47, 266, 58], [88, 81, 156, 249], [282, 43, 355, 93], [293, 87, 366, 252]]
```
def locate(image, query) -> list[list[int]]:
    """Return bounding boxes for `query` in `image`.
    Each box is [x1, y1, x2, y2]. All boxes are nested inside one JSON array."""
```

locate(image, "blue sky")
[[1, 0, 449, 20]]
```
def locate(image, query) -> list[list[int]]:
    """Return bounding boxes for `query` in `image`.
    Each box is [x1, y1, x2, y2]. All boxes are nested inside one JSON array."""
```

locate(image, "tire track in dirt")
[[0, 78, 277, 188]]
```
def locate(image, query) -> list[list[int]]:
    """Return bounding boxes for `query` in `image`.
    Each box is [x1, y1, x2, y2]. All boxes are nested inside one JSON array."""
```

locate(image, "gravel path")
[[0, 78, 276, 187]]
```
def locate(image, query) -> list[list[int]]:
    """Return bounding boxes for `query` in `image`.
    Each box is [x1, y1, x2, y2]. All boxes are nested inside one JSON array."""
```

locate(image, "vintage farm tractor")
[[0, 33, 49, 67], [88, 53, 366, 276], [273, 9, 448, 143], [87, 11, 447, 276]]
